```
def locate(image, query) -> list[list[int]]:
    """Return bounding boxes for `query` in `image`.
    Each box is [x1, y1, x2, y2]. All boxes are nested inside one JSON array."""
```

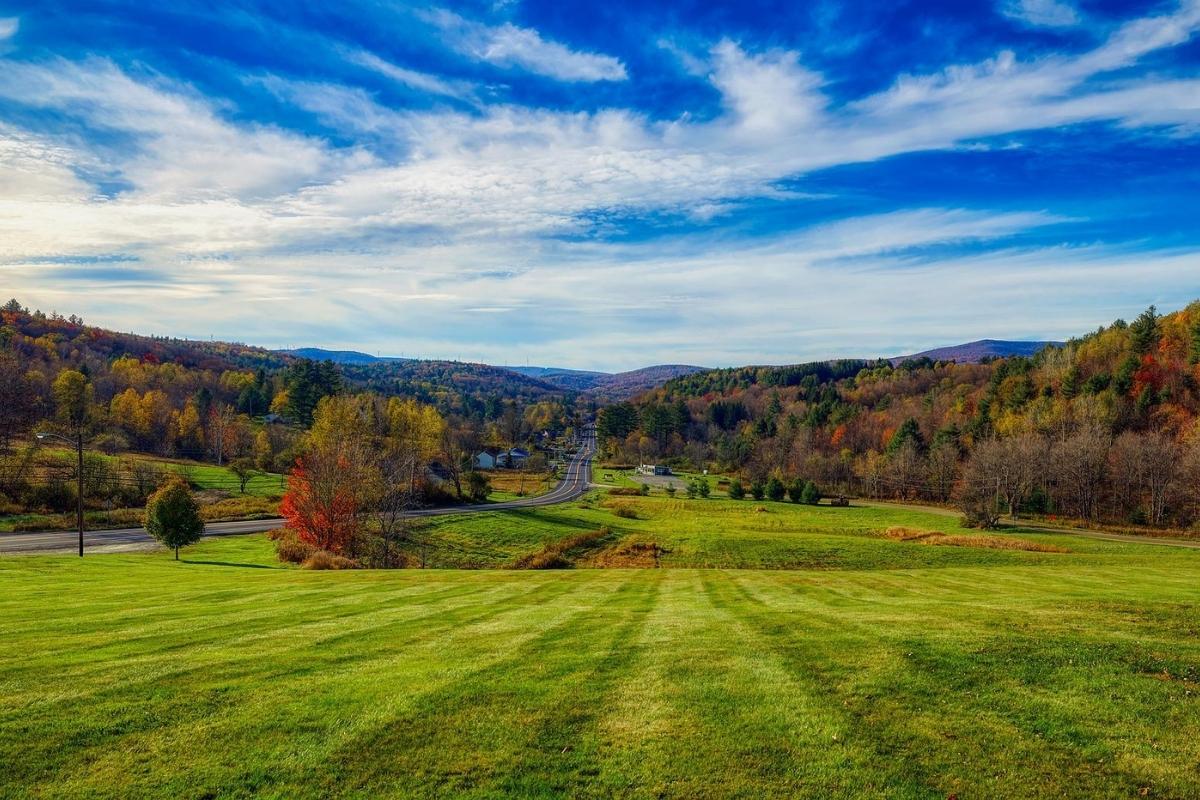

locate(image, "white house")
[[474, 450, 501, 470]]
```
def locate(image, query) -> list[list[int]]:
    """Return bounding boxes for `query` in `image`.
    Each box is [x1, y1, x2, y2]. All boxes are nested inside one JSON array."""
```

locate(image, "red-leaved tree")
[[280, 454, 360, 555]]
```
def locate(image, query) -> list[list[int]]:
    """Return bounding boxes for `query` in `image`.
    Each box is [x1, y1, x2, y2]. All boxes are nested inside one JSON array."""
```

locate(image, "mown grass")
[[3, 501, 1200, 798]]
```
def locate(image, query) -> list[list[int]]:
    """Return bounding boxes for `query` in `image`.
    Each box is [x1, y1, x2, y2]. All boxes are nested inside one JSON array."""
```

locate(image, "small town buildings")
[[636, 464, 672, 476]]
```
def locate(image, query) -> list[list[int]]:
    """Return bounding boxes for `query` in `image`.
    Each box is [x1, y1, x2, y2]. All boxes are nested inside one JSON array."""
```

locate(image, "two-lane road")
[[0, 426, 595, 555]]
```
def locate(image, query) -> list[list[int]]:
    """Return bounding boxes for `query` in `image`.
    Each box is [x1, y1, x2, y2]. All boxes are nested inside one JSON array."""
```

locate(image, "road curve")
[[0, 426, 596, 555]]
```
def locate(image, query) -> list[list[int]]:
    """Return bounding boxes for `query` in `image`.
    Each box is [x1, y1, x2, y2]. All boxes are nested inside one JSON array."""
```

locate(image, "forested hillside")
[[0, 300, 583, 535], [598, 303, 1200, 529]]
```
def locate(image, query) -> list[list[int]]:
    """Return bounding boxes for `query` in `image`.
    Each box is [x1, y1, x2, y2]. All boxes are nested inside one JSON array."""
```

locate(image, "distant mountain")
[[590, 365, 708, 398], [503, 366, 608, 392], [503, 364, 707, 398], [277, 347, 409, 365], [891, 339, 1062, 365], [276, 348, 704, 399]]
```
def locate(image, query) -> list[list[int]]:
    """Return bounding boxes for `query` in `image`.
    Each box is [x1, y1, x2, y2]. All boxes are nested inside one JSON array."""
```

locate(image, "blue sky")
[[1, 0, 1198, 370]]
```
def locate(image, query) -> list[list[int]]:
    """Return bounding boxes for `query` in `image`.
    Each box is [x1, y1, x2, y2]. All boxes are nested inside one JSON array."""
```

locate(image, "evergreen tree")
[[1130, 305, 1159, 354]]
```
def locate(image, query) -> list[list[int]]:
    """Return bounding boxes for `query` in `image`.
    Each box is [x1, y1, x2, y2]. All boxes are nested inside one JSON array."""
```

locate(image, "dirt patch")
[[581, 539, 669, 568], [509, 527, 612, 569], [879, 526, 1068, 553]]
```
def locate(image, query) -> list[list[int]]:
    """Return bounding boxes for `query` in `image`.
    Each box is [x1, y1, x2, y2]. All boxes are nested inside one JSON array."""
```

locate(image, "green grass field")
[[3, 499, 1200, 798]]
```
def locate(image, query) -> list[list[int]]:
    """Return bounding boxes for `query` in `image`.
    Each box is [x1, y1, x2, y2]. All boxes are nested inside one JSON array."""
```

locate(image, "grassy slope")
[[3, 503, 1200, 798]]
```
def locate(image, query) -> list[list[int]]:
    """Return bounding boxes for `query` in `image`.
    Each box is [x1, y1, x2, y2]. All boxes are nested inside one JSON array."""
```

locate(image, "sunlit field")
[[4, 499, 1200, 799]]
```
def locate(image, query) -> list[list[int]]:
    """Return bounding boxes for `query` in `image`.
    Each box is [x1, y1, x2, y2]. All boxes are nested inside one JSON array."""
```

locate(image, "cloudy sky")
[[1, 0, 1199, 370]]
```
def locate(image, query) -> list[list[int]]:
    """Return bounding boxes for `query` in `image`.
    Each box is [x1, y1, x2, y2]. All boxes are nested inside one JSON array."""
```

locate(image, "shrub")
[[665, 485, 677, 497], [750, 480, 766, 501], [639, 483, 650, 496], [466, 471, 491, 502], [766, 477, 786, 502], [612, 504, 639, 519], [608, 487, 642, 496], [274, 529, 316, 564], [24, 481, 77, 513], [728, 479, 745, 500], [301, 550, 359, 570], [801, 481, 822, 505], [787, 479, 805, 503]]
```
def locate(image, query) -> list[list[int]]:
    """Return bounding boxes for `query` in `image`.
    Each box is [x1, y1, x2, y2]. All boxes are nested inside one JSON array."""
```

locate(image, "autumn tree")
[[52, 369, 92, 430], [0, 352, 35, 451], [229, 458, 258, 494], [144, 475, 204, 560]]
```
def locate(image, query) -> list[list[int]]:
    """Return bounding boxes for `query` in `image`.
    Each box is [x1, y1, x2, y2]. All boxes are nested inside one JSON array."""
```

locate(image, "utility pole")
[[36, 430, 86, 557]]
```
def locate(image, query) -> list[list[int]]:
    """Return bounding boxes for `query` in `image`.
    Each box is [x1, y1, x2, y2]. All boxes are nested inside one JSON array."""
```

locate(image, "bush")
[[801, 481, 822, 505], [612, 504, 639, 519], [466, 471, 491, 502], [24, 481, 77, 513], [665, 485, 677, 497], [608, 487, 642, 496], [639, 483, 650, 496], [728, 479, 745, 500], [750, 480, 765, 501], [274, 529, 316, 564], [787, 479, 805, 503], [301, 550, 359, 570], [765, 477, 786, 502]]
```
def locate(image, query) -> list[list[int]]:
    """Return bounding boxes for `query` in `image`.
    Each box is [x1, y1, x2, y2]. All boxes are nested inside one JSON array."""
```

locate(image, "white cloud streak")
[[1, 3, 1199, 365], [427, 9, 628, 82]]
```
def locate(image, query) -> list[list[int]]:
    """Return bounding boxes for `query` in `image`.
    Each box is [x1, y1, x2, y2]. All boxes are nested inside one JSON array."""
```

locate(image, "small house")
[[474, 449, 502, 470]]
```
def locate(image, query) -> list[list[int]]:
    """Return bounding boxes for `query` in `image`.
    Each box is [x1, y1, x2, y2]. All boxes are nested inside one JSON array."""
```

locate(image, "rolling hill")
[[890, 339, 1062, 364]]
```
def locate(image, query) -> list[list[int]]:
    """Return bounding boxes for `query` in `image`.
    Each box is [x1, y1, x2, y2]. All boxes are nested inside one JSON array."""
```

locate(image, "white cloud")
[[2, 3, 1200, 365], [344, 49, 475, 101], [428, 10, 627, 82], [0, 17, 17, 41], [1002, 0, 1080, 28]]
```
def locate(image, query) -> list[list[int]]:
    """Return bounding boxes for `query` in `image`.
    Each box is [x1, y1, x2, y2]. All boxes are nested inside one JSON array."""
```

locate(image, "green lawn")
[[3, 500, 1200, 798]]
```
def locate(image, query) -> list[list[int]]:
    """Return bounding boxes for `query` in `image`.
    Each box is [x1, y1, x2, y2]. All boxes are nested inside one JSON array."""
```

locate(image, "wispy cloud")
[[1001, 0, 1080, 28], [0, 17, 17, 41], [426, 9, 628, 82], [344, 49, 475, 101]]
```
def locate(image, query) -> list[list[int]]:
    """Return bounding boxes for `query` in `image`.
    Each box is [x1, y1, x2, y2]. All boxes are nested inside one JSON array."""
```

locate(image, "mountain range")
[[889, 339, 1062, 364]]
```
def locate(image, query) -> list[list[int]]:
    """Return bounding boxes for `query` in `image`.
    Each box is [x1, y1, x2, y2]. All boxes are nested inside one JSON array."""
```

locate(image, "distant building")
[[474, 449, 502, 470], [500, 448, 530, 468], [475, 448, 531, 470], [636, 464, 671, 476]]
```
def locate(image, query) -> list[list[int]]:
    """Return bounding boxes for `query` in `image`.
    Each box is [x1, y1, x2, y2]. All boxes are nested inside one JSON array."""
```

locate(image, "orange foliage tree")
[[279, 455, 360, 555]]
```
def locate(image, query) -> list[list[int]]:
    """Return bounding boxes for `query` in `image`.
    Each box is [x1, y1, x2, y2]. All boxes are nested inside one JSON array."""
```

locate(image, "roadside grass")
[[483, 469, 557, 502], [2, 525, 1200, 798]]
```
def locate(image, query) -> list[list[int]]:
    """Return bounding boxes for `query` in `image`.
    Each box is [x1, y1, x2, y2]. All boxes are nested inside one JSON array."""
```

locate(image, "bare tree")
[[1050, 425, 1110, 522], [926, 441, 959, 503], [961, 433, 1048, 521], [883, 441, 925, 500], [1111, 431, 1179, 526]]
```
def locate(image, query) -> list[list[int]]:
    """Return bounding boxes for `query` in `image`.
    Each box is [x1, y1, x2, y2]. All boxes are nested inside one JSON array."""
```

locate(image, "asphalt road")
[[0, 426, 596, 555]]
